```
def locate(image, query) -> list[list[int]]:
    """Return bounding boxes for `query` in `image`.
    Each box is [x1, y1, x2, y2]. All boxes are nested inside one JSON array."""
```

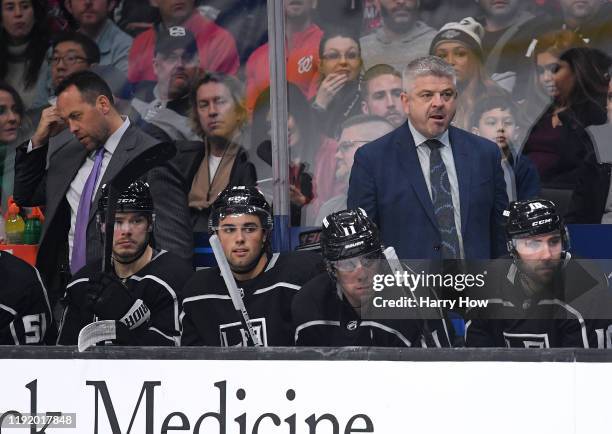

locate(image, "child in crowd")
[[472, 95, 540, 202]]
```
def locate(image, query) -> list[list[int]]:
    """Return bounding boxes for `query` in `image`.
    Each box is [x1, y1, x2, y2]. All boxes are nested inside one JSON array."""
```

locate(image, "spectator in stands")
[[245, 0, 322, 115], [566, 65, 612, 224], [64, 0, 132, 73], [252, 85, 320, 226], [128, 0, 239, 85], [32, 32, 100, 109], [314, 115, 394, 226], [430, 17, 508, 130], [0, 0, 51, 108], [0, 82, 23, 206], [419, 0, 480, 30], [130, 26, 200, 142], [471, 95, 540, 202], [114, 0, 159, 36], [182, 73, 256, 231], [522, 47, 611, 189], [475, 0, 542, 95], [14, 70, 192, 306], [311, 28, 364, 138], [555, 0, 611, 56], [314, 0, 364, 34], [202, 0, 268, 66], [361, 64, 404, 128], [520, 29, 585, 122], [360, 0, 436, 72]]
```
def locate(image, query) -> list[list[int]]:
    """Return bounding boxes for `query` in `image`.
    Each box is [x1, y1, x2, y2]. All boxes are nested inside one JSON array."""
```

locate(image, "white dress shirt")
[[65, 117, 131, 260], [408, 120, 464, 257]]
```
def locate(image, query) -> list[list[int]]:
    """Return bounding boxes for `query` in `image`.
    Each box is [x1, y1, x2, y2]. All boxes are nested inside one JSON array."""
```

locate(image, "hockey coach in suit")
[[347, 56, 508, 260], [14, 71, 192, 305]]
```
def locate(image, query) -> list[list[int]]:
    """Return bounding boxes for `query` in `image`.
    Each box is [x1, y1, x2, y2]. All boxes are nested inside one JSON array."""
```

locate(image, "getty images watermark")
[[371, 269, 489, 310]]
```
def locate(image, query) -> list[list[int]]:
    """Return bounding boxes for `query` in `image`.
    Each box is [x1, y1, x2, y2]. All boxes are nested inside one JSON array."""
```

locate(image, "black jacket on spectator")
[[312, 79, 362, 138]]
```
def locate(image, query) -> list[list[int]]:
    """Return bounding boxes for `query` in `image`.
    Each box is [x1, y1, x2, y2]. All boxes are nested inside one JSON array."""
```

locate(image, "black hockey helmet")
[[320, 208, 382, 262], [208, 186, 273, 233], [97, 180, 154, 217], [504, 199, 570, 256]]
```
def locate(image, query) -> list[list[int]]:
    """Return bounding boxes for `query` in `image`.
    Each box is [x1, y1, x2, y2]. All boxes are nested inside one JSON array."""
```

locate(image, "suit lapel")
[[449, 127, 471, 234], [53, 141, 88, 213], [87, 125, 140, 224], [394, 124, 437, 228]]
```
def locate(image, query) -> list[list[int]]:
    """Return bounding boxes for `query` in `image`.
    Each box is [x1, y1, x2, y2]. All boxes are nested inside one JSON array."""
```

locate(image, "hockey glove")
[[85, 273, 150, 330]]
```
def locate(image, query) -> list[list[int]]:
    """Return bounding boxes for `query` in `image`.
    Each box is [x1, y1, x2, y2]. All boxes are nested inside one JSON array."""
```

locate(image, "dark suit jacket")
[[13, 124, 193, 302], [347, 122, 508, 260]]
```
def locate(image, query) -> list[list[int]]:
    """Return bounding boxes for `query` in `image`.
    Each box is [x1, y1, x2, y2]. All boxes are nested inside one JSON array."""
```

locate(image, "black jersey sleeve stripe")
[[253, 282, 301, 295], [0, 303, 17, 316], [130, 274, 180, 333], [360, 321, 413, 347], [538, 299, 590, 349], [294, 320, 341, 343], [149, 326, 179, 345], [183, 294, 232, 304], [34, 268, 53, 321], [67, 278, 90, 289], [9, 323, 20, 344]]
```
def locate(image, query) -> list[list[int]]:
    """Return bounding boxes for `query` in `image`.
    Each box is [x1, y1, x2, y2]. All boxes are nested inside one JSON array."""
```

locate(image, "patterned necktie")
[[426, 139, 460, 259], [71, 147, 105, 273]]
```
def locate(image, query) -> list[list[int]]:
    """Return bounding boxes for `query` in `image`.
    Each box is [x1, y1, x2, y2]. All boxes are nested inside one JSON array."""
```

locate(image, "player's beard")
[[113, 236, 150, 265], [518, 259, 561, 295]]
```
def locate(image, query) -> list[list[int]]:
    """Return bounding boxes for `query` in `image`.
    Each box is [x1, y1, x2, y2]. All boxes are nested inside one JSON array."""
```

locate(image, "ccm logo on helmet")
[[532, 218, 552, 227]]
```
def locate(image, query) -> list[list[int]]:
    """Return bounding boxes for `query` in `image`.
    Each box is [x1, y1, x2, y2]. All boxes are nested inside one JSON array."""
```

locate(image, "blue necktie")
[[426, 139, 460, 259]]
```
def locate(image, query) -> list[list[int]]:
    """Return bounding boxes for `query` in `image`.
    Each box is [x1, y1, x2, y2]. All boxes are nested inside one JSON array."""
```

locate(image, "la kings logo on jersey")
[[219, 318, 268, 347], [504, 332, 550, 348]]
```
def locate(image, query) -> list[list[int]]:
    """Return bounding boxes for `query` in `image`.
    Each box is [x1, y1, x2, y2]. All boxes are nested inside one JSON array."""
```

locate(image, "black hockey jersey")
[[293, 273, 453, 347], [0, 251, 53, 345], [181, 251, 324, 346], [57, 250, 193, 346], [465, 259, 612, 348]]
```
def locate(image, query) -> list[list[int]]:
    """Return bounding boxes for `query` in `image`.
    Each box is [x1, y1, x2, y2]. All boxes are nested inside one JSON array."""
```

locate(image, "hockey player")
[[180, 186, 324, 346], [466, 199, 612, 348], [0, 252, 53, 344], [57, 181, 193, 346], [293, 208, 453, 347]]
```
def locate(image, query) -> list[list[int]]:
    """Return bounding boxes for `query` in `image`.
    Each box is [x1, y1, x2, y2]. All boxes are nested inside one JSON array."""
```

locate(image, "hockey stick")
[[209, 234, 262, 346], [102, 141, 176, 273], [383, 247, 452, 347]]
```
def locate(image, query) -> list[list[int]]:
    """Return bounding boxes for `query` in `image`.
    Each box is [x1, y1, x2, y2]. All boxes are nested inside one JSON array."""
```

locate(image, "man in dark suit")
[[347, 56, 508, 260], [14, 71, 192, 306]]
